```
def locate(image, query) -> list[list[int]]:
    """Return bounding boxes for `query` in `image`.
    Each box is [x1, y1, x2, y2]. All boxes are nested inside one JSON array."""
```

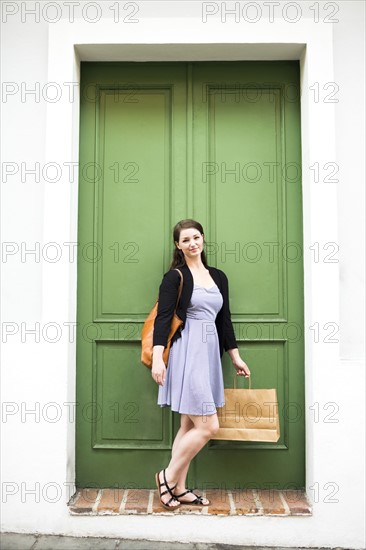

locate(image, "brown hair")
[[169, 219, 208, 269]]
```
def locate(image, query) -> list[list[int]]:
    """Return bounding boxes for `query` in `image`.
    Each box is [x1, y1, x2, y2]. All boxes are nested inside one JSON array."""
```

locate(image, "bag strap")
[[173, 268, 184, 310], [233, 374, 252, 389]]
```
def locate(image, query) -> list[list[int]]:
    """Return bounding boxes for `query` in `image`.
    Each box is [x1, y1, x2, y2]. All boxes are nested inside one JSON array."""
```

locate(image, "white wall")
[[332, 3, 365, 360], [1, 2, 365, 548]]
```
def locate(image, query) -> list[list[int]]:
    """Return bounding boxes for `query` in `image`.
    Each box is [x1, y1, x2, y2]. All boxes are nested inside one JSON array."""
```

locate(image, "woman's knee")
[[188, 413, 220, 438], [201, 415, 220, 438], [210, 416, 220, 436]]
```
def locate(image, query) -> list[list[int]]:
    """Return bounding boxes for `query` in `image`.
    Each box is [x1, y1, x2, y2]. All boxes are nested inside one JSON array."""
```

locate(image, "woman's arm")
[[220, 270, 251, 377], [152, 270, 181, 385], [152, 270, 181, 348], [220, 270, 238, 351]]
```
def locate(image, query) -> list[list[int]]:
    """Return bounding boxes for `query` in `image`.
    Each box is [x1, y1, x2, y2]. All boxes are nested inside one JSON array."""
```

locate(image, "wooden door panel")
[[76, 63, 186, 486], [96, 89, 173, 319], [191, 62, 303, 486], [206, 88, 283, 317], [93, 342, 171, 449]]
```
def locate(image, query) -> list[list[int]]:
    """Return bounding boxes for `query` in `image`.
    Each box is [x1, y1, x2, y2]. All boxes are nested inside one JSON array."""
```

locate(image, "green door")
[[76, 61, 304, 490]]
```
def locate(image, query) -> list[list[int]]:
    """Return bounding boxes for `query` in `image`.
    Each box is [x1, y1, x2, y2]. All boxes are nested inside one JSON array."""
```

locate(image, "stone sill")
[[68, 488, 312, 517]]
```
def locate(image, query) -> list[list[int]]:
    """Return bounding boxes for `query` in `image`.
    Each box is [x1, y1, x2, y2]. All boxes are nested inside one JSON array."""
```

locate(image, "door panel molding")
[[95, 87, 173, 320], [92, 340, 173, 450]]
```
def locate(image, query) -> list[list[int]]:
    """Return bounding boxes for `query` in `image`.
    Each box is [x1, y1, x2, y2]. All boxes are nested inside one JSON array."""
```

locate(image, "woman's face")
[[175, 227, 204, 261]]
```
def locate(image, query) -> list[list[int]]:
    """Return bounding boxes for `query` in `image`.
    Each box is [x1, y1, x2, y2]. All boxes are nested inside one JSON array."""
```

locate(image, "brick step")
[[68, 488, 312, 516]]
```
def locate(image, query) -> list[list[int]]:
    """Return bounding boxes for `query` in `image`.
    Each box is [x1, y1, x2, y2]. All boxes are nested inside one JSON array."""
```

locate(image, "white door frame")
[[40, 15, 343, 545]]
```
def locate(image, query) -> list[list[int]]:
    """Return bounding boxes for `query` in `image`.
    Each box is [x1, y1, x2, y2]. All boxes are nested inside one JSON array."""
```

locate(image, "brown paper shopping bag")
[[212, 376, 280, 442]]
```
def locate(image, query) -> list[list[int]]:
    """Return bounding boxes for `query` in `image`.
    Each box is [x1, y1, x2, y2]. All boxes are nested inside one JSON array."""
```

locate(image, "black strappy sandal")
[[155, 469, 181, 510], [173, 488, 210, 506]]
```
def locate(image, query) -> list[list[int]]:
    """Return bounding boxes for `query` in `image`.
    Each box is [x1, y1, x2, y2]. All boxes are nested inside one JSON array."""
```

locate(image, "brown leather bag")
[[141, 269, 183, 368]]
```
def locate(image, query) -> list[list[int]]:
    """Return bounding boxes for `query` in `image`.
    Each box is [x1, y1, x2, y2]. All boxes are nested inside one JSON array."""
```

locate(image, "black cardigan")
[[153, 264, 238, 357]]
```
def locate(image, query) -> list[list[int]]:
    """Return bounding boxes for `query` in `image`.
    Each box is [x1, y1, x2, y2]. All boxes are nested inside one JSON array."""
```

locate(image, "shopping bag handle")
[[233, 374, 251, 389]]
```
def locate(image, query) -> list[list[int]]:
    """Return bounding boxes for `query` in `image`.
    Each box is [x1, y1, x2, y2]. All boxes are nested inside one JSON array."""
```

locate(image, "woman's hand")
[[151, 358, 166, 386], [232, 357, 251, 377], [228, 348, 251, 377], [151, 345, 166, 386]]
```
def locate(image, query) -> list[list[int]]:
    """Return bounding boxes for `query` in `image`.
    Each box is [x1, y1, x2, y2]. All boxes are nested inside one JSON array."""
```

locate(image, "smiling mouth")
[[190, 248, 199, 252]]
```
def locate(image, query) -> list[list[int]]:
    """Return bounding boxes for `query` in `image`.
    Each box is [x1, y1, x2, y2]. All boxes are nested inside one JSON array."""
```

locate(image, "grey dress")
[[157, 283, 225, 416]]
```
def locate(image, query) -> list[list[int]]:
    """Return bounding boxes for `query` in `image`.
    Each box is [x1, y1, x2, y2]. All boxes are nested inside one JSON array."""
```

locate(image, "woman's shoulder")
[[208, 265, 228, 281], [162, 267, 185, 283]]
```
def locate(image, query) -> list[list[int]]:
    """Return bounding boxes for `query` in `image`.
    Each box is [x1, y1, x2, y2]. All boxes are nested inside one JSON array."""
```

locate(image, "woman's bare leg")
[[156, 414, 195, 508], [171, 415, 194, 493], [158, 413, 219, 505]]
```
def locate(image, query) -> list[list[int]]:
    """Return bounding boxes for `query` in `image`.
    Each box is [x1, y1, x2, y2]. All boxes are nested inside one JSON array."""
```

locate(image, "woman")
[[152, 219, 250, 509]]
